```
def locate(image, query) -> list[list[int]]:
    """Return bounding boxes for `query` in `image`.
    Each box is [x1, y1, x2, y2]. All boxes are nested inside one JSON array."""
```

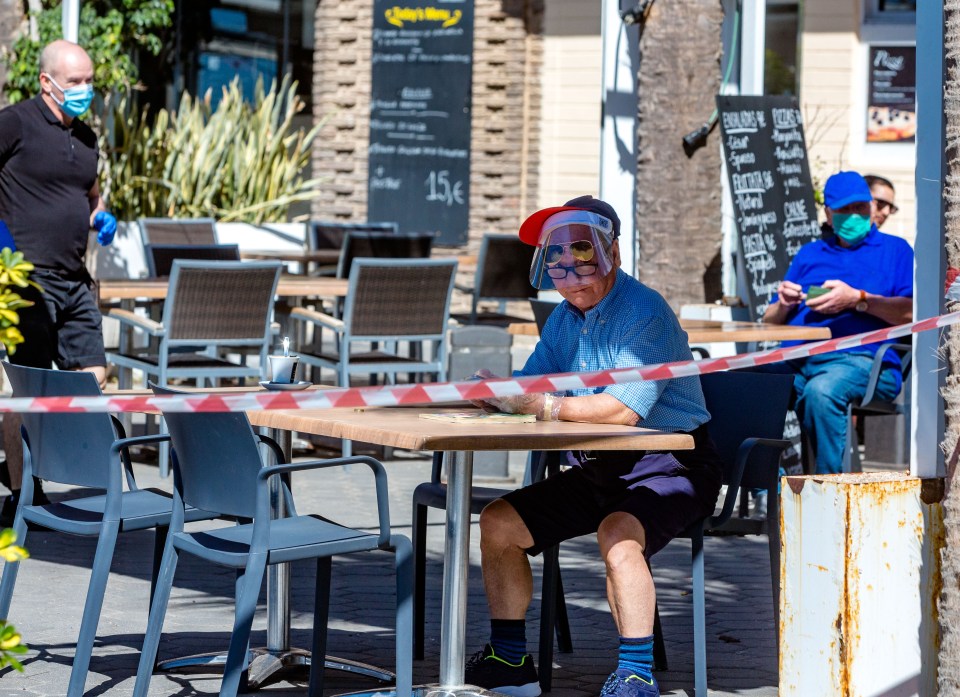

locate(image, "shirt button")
[[582, 329, 588, 335], [581, 361, 587, 368]]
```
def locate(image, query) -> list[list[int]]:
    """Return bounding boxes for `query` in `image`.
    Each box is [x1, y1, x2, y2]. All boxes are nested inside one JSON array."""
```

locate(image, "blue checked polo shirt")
[[517, 269, 710, 433]]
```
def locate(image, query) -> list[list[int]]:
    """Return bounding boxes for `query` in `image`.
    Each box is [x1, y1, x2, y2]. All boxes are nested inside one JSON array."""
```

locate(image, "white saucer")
[[259, 380, 312, 391]]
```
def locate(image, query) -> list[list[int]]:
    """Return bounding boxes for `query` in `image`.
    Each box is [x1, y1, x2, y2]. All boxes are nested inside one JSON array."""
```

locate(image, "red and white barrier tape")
[[1, 311, 957, 414]]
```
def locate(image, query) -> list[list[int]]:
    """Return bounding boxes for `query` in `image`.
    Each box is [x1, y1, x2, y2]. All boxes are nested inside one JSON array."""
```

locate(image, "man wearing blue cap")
[[464, 196, 723, 697], [762, 171, 913, 474]]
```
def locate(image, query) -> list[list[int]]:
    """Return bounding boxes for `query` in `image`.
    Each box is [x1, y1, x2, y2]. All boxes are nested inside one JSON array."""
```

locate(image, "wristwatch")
[[855, 290, 869, 313]]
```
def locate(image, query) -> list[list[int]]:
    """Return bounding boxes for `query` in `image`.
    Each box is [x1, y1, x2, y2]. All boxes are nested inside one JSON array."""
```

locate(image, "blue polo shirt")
[[774, 227, 913, 361], [517, 269, 710, 432]]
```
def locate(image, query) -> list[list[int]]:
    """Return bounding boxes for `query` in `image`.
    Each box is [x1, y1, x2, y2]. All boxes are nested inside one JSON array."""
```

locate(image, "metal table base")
[[158, 648, 393, 688]]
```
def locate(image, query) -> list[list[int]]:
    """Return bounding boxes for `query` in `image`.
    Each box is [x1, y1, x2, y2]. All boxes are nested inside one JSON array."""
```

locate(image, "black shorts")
[[9, 269, 105, 370], [501, 424, 723, 558]]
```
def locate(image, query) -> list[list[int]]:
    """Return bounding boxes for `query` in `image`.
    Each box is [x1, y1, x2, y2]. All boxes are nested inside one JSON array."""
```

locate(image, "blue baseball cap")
[[823, 171, 873, 210]]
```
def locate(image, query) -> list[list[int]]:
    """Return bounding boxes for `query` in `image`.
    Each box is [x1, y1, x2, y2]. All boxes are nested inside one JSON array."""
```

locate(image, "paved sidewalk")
[[0, 451, 778, 697]]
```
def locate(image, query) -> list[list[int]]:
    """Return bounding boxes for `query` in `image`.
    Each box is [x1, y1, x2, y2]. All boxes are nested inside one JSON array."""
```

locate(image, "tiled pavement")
[[0, 447, 779, 697]]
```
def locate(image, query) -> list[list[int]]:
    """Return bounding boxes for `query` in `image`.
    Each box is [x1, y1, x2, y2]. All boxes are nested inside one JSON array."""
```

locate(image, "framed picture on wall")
[[866, 44, 916, 143]]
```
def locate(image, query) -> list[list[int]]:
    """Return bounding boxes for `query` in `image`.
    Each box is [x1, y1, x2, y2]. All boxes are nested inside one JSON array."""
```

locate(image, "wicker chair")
[[307, 220, 399, 276], [106, 260, 282, 474], [144, 243, 241, 277], [138, 217, 218, 246], [290, 258, 457, 456]]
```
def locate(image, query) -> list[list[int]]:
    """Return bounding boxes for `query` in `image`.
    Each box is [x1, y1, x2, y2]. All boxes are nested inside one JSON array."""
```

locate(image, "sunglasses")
[[874, 198, 899, 215], [544, 240, 596, 266]]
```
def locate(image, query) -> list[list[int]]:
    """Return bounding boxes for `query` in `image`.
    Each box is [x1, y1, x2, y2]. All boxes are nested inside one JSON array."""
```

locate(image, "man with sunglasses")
[[762, 171, 913, 474], [864, 174, 899, 229], [465, 196, 722, 697]]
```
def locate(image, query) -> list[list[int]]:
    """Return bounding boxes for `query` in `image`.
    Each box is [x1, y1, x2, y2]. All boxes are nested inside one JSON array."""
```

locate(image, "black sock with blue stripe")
[[617, 635, 654, 681], [489, 619, 527, 665]]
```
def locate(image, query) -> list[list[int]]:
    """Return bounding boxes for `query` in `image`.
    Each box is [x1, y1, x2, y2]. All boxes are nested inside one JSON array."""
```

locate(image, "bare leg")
[[478, 499, 536, 619], [1, 365, 105, 494], [597, 512, 655, 637]]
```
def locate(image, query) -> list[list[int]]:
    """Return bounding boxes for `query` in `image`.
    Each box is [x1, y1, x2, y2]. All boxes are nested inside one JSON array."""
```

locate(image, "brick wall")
[[311, 0, 543, 251]]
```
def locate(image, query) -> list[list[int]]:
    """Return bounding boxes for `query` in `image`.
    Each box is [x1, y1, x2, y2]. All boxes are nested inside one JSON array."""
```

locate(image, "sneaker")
[[464, 644, 541, 697], [600, 669, 660, 697]]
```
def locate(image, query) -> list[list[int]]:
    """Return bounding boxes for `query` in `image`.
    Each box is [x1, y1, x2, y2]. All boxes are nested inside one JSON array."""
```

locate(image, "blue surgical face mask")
[[45, 74, 94, 118], [831, 213, 872, 245]]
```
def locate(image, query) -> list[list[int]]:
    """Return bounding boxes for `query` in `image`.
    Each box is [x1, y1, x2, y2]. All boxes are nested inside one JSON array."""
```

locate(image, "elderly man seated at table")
[[466, 196, 722, 697]]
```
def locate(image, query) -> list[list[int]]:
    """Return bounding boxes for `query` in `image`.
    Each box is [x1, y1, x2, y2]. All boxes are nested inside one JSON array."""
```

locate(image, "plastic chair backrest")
[[145, 243, 241, 278], [700, 371, 794, 490], [336, 231, 435, 280], [344, 258, 457, 338], [152, 385, 264, 518], [530, 299, 560, 334], [139, 218, 218, 246], [164, 260, 281, 344], [1, 363, 116, 488], [308, 220, 398, 251], [475, 235, 537, 302]]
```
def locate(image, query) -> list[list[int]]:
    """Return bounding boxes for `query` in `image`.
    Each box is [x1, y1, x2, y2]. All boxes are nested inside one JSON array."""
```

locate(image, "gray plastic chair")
[[659, 371, 793, 696], [134, 389, 413, 697], [452, 234, 537, 325], [0, 362, 216, 697], [107, 260, 282, 474]]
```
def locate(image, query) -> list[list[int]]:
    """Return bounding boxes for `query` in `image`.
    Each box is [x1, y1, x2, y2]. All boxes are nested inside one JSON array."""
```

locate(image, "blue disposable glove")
[[93, 211, 117, 246]]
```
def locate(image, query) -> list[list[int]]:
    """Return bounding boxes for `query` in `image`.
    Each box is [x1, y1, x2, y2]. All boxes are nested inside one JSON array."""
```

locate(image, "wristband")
[[541, 394, 555, 421]]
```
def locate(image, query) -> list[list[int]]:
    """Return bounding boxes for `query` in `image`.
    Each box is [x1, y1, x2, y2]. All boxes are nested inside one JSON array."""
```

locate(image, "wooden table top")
[[246, 405, 693, 452], [98, 275, 349, 300], [507, 317, 832, 343]]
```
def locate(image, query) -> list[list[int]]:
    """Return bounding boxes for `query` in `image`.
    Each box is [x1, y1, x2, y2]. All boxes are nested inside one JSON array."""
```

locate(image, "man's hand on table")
[[468, 369, 564, 421]]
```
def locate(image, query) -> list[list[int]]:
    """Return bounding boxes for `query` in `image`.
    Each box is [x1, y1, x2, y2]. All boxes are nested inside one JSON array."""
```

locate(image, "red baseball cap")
[[518, 195, 621, 246]]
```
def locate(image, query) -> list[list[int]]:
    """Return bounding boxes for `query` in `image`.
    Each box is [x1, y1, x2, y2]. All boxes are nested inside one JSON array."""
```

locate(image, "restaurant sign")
[[867, 45, 916, 143], [368, 0, 474, 244]]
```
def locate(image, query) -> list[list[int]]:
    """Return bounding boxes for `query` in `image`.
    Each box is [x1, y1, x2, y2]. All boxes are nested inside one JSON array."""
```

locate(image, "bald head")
[[39, 40, 93, 79], [38, 40, 94, 123]]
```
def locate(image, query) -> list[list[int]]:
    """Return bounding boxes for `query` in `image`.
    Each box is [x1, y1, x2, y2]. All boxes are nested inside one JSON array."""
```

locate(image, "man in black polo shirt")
[[0, 39, 118, 522]]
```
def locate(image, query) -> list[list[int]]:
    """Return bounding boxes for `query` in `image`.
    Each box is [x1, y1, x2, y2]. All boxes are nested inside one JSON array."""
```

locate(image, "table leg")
[[439, 450, 473, 687]]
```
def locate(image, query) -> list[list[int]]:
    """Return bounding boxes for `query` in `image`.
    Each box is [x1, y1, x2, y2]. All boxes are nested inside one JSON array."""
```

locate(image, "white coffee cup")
[[268, 355, 300, 384]]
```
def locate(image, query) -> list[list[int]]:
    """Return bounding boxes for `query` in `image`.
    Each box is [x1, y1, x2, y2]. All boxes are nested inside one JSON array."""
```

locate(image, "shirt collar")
[[33, 94, 67, 127]]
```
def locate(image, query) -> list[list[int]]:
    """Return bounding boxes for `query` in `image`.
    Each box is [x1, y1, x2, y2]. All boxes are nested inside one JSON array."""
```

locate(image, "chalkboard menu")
[[368, 0, 474, 245], [717, 95, 821, 320], [867, 45, 916, 143]]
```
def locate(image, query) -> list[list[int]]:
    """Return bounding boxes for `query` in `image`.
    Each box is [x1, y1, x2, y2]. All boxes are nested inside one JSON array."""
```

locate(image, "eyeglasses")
[[545, 263, 599, 280], [874, 198, 899, 215], [544, 240, 596, 266]]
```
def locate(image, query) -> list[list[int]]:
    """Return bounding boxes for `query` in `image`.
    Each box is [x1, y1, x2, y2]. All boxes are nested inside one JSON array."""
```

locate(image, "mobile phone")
[[806, 285, 830, 300]]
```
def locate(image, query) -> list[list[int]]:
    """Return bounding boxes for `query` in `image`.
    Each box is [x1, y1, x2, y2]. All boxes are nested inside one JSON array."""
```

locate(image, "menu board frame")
[[367, 0, 474, 245], [866, 44, 917, 144], [717, 95, 821, 320]]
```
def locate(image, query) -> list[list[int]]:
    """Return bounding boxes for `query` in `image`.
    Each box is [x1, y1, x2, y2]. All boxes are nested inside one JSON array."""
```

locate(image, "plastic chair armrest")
[[859, 342, 911, 407], [254, 433, 296, 515], [256, 455, 392, 547], [289, 306, 344, 332], [709, 437, 790, 528], [107, 308, 165, 336]]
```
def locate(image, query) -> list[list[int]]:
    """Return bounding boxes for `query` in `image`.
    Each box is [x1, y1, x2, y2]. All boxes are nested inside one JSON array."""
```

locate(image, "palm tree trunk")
[[635, 0, 723, 310], [941, 2, 960, 693]]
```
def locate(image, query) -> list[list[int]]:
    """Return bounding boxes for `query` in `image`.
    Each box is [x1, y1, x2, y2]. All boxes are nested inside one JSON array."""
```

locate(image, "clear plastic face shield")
[[529, 210, 617, 291]]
